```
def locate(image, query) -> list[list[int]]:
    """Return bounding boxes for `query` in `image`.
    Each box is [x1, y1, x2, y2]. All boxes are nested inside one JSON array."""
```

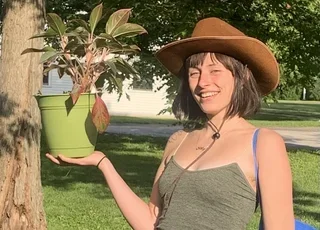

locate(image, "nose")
[[197, 71, 211, 88]]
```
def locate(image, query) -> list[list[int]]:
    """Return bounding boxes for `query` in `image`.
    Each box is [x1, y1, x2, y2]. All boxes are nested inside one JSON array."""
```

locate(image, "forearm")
[[99, 158, 156, 230]]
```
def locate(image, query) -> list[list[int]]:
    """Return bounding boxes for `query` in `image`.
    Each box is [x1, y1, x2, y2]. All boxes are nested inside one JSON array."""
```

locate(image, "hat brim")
[[155, 36, 279, 95]]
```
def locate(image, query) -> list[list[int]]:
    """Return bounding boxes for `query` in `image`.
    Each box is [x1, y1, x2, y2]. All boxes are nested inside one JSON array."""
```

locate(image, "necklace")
[[195, 119, 226, 151]]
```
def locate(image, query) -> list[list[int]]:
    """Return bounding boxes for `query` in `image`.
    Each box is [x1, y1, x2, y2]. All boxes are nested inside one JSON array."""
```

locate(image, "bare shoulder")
[[257, 128, 286, 148], [168, 129, 188, 144], [162, 129, 188, 159], [256, 128, 288, 163]]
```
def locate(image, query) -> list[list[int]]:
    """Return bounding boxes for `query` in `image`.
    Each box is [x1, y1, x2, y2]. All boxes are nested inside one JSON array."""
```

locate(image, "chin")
[[200, 107, 223, 116], [199, 103, 228, 116]]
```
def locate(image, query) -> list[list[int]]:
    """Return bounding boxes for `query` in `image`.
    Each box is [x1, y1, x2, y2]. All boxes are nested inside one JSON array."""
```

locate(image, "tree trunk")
[[0, 0, 47, 229]]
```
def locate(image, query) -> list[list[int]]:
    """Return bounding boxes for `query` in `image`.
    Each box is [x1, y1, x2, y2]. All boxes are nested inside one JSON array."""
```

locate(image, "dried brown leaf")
[[92, 96, 110, 133]]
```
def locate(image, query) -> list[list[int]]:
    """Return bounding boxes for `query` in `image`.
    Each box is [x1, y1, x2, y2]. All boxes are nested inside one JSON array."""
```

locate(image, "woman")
[[47, 17, 294, 229]]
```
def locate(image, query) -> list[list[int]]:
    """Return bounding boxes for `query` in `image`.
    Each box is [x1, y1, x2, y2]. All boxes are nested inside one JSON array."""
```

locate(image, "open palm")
[[46, 151, 106, 167]]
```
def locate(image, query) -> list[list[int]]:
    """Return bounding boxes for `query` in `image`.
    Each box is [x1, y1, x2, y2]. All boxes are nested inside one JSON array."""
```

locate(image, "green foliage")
[[307, 78, 320, 100], [22, 3, 147, 133], [116, 0, 320, 103], [273, 84, 303, 100], [36, 0, 320, 107]]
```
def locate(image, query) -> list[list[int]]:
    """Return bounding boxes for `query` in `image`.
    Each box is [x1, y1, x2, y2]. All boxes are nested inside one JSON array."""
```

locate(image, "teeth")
[[201, 92, 218, 98]]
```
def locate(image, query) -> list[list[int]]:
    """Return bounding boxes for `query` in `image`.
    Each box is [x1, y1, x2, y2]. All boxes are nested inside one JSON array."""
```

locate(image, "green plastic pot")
[[36, 93, 98, 158]]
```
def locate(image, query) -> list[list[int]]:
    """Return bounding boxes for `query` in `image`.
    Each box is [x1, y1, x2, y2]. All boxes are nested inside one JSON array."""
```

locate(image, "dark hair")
[[172, 52, 261, 122]]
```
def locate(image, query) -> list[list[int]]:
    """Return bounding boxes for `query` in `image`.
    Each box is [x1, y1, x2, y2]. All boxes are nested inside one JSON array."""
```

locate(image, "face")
[[188, 53, 235, 117]]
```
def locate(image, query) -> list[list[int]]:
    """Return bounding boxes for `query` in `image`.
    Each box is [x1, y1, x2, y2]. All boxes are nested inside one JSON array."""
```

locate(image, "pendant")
[[213, 132, 220, 140]]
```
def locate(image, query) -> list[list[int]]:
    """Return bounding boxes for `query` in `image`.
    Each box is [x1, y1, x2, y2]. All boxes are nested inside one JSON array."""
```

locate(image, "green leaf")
[[64, 32, 81, 37], [99, 73, 117, 93], [65, 40, 80, 52], [127, 45, 141, 52], [122, 59, 139, 75], [47, 13, 66, 37], [110, 74, 123, 93], [94, 38, 108, 49], [74, 27, 90, 37], [29, 28, 57, 39], [70, 28, 90, 42], [21, 47, 56, 55], [110, 44, 141, 54], [43, 64, 61, 74], [95, 72, 107, 89], [97, 33, 123, 47], [73, 44, 86, 57], [70, 19, 91, 32], [97, 71, 124, 93], [113, 58, 138, 78], [106, 9, 131, 34], [40, 51, 59, 63], [57, 67, 65, 78], [105, 60, 118, 75], [98, 33, 115, 41], [89, 3, 103, 34], [92, 96, 110, 133], [125, 93, 131, 101], [112, 23, 147, 38]]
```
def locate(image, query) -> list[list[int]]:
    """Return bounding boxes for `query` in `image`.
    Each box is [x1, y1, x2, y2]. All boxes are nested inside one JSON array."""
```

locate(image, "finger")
[[46, 153, 61, 165], [57, 154, 84, 165]]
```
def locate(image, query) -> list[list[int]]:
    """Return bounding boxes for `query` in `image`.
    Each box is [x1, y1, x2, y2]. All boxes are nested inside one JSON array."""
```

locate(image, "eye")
[[210, 69, 221, 74], [189, 71, 200, 78]]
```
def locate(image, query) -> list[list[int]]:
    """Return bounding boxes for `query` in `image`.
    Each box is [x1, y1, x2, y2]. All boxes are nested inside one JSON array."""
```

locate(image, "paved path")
[[106, 124, 319, 150]]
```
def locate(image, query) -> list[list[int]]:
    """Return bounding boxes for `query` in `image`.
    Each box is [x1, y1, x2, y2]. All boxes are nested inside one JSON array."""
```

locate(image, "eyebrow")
[[207, 63, 220, 67], [189, 63, 219, 70]]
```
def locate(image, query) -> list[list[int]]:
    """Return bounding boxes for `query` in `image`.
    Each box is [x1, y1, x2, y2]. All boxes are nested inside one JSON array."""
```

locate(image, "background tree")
[[0, 0, 47, 229], [42, 0, 320, 105]]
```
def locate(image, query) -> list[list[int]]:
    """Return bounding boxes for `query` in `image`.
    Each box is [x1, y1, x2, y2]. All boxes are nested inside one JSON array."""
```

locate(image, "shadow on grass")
[[269, 103, 320, 113], [41, 133, 165, 199], [290, 149, 320, 227], [250, 102, 320, 121], [286, 144, 320, 152], [293, 186, 320, 223]]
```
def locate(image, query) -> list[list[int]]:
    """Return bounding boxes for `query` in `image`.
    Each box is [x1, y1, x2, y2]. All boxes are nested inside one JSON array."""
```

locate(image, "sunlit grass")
[[42, 134, 320, 230]]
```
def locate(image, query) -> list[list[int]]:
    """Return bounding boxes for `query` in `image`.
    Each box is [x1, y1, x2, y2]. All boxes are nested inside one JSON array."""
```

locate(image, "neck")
[[202, 114, 243, 138]]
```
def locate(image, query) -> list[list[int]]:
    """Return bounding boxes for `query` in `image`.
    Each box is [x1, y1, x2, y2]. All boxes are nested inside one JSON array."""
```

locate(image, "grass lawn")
[[42, 134, 320, 230], [110, 100, 320, 127]]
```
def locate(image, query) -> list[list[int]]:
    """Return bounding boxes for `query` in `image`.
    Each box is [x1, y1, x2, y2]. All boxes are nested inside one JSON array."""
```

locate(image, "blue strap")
[[252, 128, 261, 213], [253, 129, 264, 229], [252, 128, 260, 182]]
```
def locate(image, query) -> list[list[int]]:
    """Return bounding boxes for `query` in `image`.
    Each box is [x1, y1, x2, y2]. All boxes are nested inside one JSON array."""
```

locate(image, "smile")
[[200, 92, 219, 98]]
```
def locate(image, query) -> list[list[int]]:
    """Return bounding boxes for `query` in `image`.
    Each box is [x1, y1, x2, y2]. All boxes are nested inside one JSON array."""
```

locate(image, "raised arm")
[[257, 128, 294, 230], [97, 130, 187, 229]]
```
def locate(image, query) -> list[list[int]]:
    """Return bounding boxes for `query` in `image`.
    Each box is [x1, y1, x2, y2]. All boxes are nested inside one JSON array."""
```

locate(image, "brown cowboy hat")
[[155, 17, 280, 95]]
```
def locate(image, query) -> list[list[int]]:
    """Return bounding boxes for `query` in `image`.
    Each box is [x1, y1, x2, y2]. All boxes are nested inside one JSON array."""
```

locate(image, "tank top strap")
[[252, 128, 260, 182], [252, 128, 261, 212], [172, 132, 189, 156]]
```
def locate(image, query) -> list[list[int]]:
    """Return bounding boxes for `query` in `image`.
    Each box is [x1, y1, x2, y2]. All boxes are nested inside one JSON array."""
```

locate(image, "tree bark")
[[0, 0, 47, 229]]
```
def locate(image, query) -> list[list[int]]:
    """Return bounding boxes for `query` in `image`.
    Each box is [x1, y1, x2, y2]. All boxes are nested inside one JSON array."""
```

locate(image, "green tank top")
[[156, 131, 258, 230]]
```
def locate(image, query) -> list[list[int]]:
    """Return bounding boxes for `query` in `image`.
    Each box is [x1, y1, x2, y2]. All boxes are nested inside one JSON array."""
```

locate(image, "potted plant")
[[22, 4, 147, 157]]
